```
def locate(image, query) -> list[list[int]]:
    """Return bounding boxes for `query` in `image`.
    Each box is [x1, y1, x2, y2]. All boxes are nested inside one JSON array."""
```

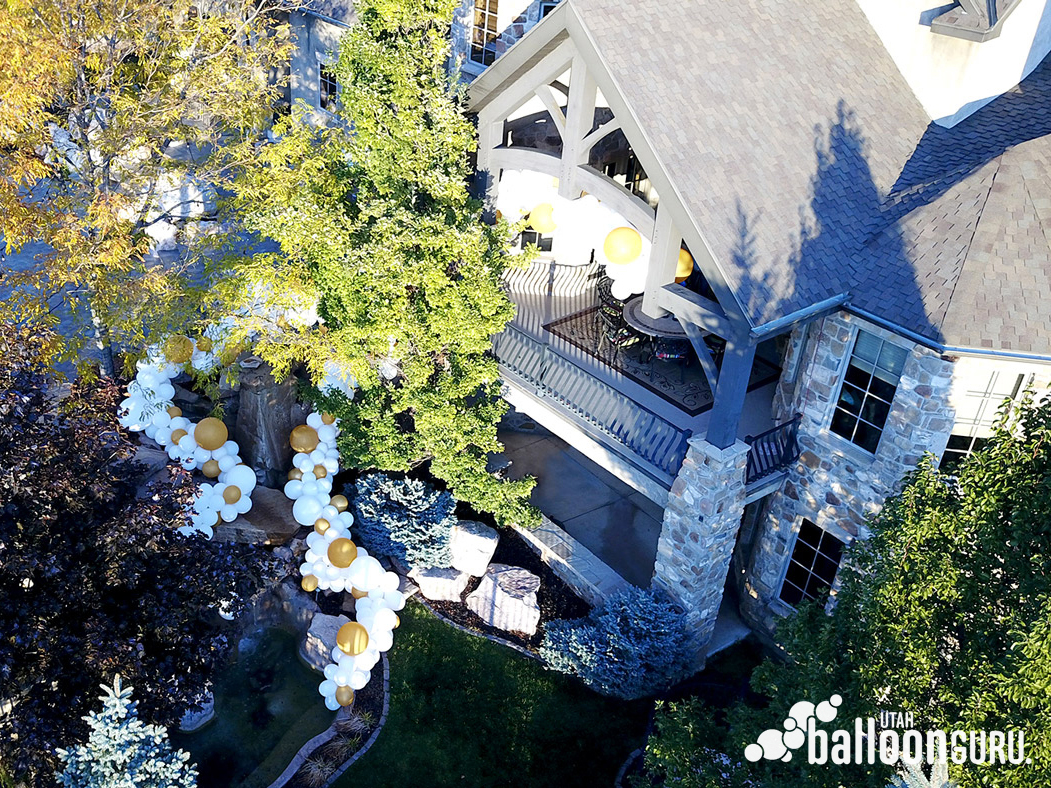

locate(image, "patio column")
[[652, 435, 749, 669], [705, 336, 757, 449], [641, 204, 680, 319]]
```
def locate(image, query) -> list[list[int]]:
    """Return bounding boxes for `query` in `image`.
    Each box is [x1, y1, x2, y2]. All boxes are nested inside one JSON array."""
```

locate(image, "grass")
[[334, 600, 652, 788]]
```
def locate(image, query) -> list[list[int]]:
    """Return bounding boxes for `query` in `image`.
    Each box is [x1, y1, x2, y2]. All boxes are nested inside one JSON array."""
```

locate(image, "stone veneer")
[[740, 311, 956, 635], [652, 437, 750, 666], [452, 0, 552, 78]]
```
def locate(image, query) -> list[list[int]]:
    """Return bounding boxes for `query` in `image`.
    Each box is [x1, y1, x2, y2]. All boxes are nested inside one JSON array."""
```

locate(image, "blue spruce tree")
[[55, 676, 197, 788]]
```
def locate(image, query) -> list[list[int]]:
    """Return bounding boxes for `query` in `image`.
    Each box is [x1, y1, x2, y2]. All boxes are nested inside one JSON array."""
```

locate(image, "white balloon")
[[324, 696, 339, 711], [224, 464, 257, 493], [319, 679, 336, 696], [379, 571, 400, 593], [349, 670, 370, 690], [324, 663, 338, 680], [218, 454, 238, 472], [293, 496, 325, 526], [306, 412, 324, 429], [284, 480, 303, 499]]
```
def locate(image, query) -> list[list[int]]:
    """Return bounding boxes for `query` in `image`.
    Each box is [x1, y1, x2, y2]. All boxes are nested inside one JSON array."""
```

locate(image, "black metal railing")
[[745, 414, 802, 485]]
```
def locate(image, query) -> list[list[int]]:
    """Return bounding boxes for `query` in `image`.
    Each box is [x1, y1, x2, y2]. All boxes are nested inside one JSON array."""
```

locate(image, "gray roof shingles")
[[569, 0, 1051, 355]]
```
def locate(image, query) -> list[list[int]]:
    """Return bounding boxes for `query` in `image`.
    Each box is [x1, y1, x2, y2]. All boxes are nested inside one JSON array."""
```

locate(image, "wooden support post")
[[642, 204, 680, 318], [557, 55, 597, 199], [476, 115, 503, 212], [682, 322, 719, 393], [705, 336, 757, 450]]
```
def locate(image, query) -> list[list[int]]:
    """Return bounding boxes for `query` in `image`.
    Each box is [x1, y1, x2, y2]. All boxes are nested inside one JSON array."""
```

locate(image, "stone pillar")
[[234, 364, 308, 488], [653, 436, 750, 666]]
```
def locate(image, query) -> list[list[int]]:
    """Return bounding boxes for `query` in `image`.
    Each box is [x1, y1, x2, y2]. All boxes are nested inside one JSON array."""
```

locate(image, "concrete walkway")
[[498, 427, 664, 587]]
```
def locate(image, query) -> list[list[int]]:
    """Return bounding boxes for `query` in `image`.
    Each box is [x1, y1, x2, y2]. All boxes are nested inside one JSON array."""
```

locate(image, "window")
[[471, 0, 499, 66], [518, 229, 553, 253], [540, 0, 559, 16], [941, 371, 1025, 472], [830, 330, 907, 453], [780, 520, 845, 607], [319, 66, 338, 113]]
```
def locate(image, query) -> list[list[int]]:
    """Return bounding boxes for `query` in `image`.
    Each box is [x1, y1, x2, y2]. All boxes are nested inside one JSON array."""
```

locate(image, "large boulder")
[[449, 520, 499, 577], [214, 485, 301, 546], [466, 564, 541, 636], [409, 566, 471, 602], [234, 363, 309, 488], [300, 612, 350, 674], [179, 692, 215, 732]]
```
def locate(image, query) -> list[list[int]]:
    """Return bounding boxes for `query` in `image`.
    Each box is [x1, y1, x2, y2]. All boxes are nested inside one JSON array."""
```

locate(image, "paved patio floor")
[[498, 426, 664, 587]]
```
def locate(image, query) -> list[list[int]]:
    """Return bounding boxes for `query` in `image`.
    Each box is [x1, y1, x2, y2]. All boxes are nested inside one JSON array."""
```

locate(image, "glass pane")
[[792, 540, 817, 571], [830, 409, 857, 440], [941, 449, 965, 472], [869, 375, 897, 402], [798, 519, 822, 547], [946, 433, 971, 450], [853, 420, 882, 453], [877, 342, 907, 377], [845, 364, 872, 390], [837, 383, 865, 415], [780, 581, 804, 606], [813, 553, 839, 584], [861, 396, 890, 427], [854, 331, 881, 363], [785, 562, 809, 590], [818, 531, 844, 563], [488, 0, 498, 13], [805, 573, 831, 600]]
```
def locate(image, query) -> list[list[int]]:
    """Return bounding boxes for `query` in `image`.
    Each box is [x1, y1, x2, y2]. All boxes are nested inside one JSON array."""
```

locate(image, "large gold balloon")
[[170, 428, 188, 445], [330, 494, 349, 513], [196, 335, 213, 353], [167, 405, 183, 418], [675, 248, 695, 282], [288, 468, 304, 481], [350, 587, 368, 599], [290, 425, 320, 453], [194, 417, 228, 451], [604, 227, 643, 265], [202, 459, 221, 479], [321, 413, 336, 425], [335, 686, 355, 707], [314, 518, 331, 535], [336, 622, 369, 655], [301, 574, 319, 592], [313, 464, 328, 479], [163, 335, 194, 364], [223, 485, 242, 505], [328, 538, 358, 568], [528, 202, 557, 234]]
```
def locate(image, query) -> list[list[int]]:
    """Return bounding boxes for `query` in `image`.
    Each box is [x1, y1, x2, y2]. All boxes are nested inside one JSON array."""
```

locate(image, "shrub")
[[540, 586, 693, 700], [351, 473, 455, 568]]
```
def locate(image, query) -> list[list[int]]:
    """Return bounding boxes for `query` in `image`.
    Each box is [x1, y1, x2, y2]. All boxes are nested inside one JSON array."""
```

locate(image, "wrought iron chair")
[[648, 335, 692, 383], [595, 275, 642, 363]]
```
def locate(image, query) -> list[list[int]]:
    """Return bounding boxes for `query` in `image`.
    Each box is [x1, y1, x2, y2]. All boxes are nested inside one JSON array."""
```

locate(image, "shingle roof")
[[568, 0, 1051, 355]]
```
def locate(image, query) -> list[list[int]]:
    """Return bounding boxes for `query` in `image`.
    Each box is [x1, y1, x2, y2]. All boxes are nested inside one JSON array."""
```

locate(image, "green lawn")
[[335, 600, 652, 788]]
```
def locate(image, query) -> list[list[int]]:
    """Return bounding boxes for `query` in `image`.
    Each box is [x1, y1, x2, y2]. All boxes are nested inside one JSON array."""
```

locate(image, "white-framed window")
[[779, 519, 846, 607], [540, 0, 559, 16], [829, 329, 908, 454], [319, 65, 338, 113], [471, 0, 499, 66], [518, 229, 553, 253], [941, 371, 1026, 472]]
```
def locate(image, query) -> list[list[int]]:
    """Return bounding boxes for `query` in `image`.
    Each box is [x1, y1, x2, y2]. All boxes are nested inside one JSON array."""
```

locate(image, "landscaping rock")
[[179, 692, 215, 732], [214, 485, 300, 546], [234, 364, 309, 488], [301, 612, 350, 674], [466, 563, 540, 636], [409, 566, 471, 602], [449, 520, 499, 577]]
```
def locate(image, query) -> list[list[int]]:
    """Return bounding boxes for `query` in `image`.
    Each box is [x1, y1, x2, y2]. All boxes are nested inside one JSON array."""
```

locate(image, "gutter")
[[748, 294, 851, 341]]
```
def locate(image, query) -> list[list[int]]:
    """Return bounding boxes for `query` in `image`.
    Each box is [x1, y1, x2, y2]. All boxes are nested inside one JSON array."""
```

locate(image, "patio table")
[[621, 295, 690, 339]]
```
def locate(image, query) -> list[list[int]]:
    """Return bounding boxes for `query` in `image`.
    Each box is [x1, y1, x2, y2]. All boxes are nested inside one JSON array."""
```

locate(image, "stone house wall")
[[453, 0, 553, 81], [290, 12, 347, 122]]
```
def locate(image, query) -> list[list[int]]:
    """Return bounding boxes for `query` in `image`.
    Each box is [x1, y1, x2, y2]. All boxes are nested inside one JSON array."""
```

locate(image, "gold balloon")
[[288, 468, 304, 481], [528, 202, 557, 234], [223, 485, 242, 505], [393, 614, 400, 629], [170, 428, 188, 445], [314, 518, 331, 535], [330, 494, 349, 513], [301, 574, 319, 592], [350, 587, 368, 599], [196, 335, 213, 353], [336, 622, 369, 655], [194, 417, 228, 451], [321, 413, 336, 425], [163, 335, 194, 364], [327, 537, 358, 568], [335, 686, 355, 707], [289, 425, 320, 453], [167, 405, 183, 418], [604, 226, 643, 265], [202, 459, 221, 479], [675, 248, 695, 282], [313, 464, 328, 479]]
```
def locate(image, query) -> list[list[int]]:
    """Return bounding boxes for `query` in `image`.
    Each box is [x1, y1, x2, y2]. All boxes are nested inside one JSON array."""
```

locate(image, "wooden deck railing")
[[745, 414, 802, 485]]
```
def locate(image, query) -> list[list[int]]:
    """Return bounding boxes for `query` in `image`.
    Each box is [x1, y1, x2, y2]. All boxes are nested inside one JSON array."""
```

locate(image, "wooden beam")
[[558, 55, 597, 198], [706, 337, 757, 450], [475, 38, 576, 128], [581, 117, 621, 155], [533, 84, 566, 136], [642, 203, 680, 318], [657, 284, 733, 338], [682, 321, 719, 392]]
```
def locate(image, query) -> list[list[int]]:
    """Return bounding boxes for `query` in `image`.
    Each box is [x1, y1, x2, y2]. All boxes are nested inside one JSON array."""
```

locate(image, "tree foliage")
[[636, 394, 1051, 788], [56, 676, 197, 788], [351, 473, 456, 569], [0, 329, 272, 785], [233, 0, 536, 526], [0, 0, 296, 374], [541, 586, 693, 700]]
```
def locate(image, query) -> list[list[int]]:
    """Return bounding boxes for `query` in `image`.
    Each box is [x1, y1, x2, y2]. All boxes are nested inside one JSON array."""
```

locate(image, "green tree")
[[234, 0, 536, 526], [638, 394, 1051, 788], [56, 676, 197, 788], [0, 0, 295, 376]]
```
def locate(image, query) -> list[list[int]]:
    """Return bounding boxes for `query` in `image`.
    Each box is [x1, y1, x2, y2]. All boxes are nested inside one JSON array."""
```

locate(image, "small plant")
[[320, 734, 361, 762], [299, 756, 334, 788], [888, 760, 955, 788], [351, 473, 456, 568], [335, 711, 374, 736], [540, 586, 694, 700]]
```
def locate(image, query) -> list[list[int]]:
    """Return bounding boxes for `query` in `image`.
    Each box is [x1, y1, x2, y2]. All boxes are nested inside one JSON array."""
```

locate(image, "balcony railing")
[[745, 414, 802, 485], [493, 324, 691, 480]]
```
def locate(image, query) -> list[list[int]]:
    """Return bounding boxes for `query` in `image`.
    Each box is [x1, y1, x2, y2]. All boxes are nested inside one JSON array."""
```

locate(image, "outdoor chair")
[[647, 335, 692, 383]]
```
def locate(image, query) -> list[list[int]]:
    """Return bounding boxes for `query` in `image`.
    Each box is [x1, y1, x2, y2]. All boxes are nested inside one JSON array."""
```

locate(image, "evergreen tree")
[[351, 473, 456, 568], [56, 676, 197, 788]]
